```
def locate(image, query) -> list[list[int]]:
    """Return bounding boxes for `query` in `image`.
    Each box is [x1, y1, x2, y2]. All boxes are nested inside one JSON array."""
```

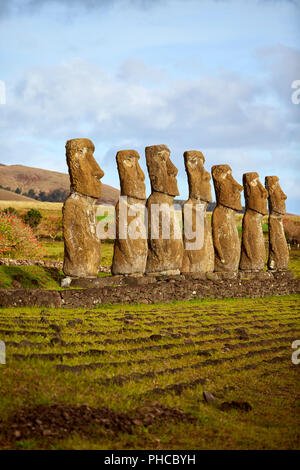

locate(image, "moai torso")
[[211, 165, 243, 272], [111, 150, 148, 275], [63, 138, 104, 278], [145, 145, 183, 276], [239, 172, 268, 271], [265, 176, 289, 271], [181, 151, 214, 274]]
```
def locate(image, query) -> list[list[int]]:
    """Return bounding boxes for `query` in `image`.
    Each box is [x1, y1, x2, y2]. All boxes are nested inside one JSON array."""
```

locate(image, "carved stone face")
[[265, 176, 286, 216], [243, 172, 268, 215], [184, 151, 212, 203], [211, 164, 243, 211], [116, 150, 146, 200], [66, 138, 104, 199], [145, 144, 179, 197]]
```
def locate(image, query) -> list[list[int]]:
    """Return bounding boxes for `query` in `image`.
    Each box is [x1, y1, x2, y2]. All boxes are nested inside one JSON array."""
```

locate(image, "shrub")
[[0, 213, 47, 259], [3, 207, 19, 217], [39, 214, 63, 241], [23, 209, 43, 229]]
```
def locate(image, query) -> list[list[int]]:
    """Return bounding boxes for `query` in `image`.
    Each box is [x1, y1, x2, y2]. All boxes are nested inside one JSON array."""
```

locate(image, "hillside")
[[0, 188, 37, 202], [0, 164, 119, 205]]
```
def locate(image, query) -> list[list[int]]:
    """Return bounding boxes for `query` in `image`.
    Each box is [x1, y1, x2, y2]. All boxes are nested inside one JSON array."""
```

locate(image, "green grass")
[[0, 265, 64, 289], [0, 295, 299, 449], [40, 240, 114, 266], [289, 248, 300, 279], [42, 240, 64, 261], [100, 241, 114, 266]]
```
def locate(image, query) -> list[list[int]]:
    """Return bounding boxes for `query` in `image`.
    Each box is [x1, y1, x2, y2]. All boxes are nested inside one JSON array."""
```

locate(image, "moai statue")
[[211, 165, 243, 272], [111, 150, 148, 275], [63, 138, 104, 278], [145, 144, 183, 276], [265, 176, 289, 271], [239, 172, 268, 271], [181, 151, 214, 274]]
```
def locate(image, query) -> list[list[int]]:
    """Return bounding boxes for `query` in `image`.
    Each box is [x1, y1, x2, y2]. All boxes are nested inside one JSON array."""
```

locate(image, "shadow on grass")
[[0, 265, 64, 289]]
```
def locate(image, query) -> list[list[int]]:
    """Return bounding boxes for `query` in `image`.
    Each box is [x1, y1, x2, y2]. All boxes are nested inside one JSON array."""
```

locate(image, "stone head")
[[184, 151, 212, 203], [116, 150, 146, 200], [211, 164, 243, 211], [243, 172, 268, 215], [66, 138, 104, 199], [145, 144, 179, 197], [265, 176, 286, 216]]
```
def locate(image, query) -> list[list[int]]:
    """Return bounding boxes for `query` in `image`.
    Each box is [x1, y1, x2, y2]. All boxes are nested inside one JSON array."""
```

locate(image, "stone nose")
[[167, 158, 178, 177], [97, 168, 104, 179], [203, 169, 211, 181], [230, 174, 243, 192]]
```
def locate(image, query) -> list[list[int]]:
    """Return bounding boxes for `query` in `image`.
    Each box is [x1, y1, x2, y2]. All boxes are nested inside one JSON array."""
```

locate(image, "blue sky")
[[0, 0, 299, 212]]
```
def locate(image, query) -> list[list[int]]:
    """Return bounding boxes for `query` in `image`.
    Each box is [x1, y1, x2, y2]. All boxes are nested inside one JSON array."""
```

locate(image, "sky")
[[0, 0, 299, 212]]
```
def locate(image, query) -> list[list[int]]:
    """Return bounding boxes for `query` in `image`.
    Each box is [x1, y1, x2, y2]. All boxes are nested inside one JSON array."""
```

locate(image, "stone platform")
[[0, 270, 298, 309], [62, 269, 294, 289]]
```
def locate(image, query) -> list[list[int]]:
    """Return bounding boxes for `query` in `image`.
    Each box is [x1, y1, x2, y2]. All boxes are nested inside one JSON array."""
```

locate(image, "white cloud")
[[2, 56, 296, 145], [0, 49, 299, 212]]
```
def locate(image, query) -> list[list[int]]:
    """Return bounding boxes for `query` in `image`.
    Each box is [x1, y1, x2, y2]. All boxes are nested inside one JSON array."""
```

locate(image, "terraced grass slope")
[[0, 295, 299, 450]]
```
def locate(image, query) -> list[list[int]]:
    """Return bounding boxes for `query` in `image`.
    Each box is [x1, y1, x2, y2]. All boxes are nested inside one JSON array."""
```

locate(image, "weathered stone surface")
[[63, 193, 102, 278], [265, 176, 289, 271], [63, 138, 104, 278], [112, 150, 148, 275], [238, 270, 273, 281], [240, 172, 268, 271], [0, 258, 63, 269], [66, 138, 104, 198], [203, 391, 217, 403], [145, 145, 183, 275], [145, 144, 179, 196], [271, 270, 294, 280], [0, 289, 62, 308], [1, 276, 299, 308], [116, 150, 146, 200], [146, 192, 183, 275], [211, 165, 243, 272], [64, 275, 156, 289], [184, 272, 207, 281], [183, 151, 212, 202], [219, 271, 239, 280], [181, 151, 214, 273]]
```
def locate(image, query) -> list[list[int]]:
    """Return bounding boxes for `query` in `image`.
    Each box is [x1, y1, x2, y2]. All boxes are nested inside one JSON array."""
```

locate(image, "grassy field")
[[42, 240, 114, 266], [0, 295, 299, 450], [0, 200, 63, 213]]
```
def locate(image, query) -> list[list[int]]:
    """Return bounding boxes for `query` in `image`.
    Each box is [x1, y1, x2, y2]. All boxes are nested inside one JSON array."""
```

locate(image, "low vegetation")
[[0, 212, 46, 259], [0, 295, 299, 450]]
